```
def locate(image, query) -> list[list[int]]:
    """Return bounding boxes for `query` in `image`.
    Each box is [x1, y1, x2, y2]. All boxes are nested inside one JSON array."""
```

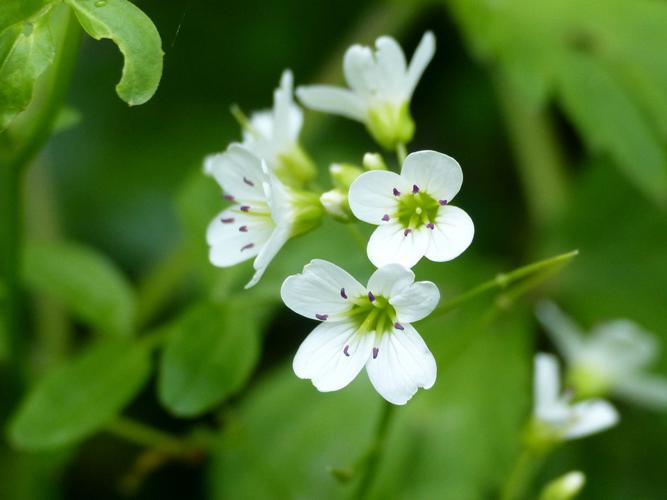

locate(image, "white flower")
[[297, 32, 435, 150], [533, 353, 618, 441], [205, 144, 321, 288], [347, 150, 474, 268], [536, 301, 667, 408], [240, 70, 315, 185], [281, 260, 439, 405]]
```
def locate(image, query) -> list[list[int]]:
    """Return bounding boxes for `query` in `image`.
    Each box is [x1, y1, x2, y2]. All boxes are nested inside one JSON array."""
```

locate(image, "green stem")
[[105, 417, 203, 455], [433, 250, 578, 316], [396, 142, 407, 164], [493, 73, 569, 228], [348, 224, 369, 253], [352, 401, 395, 500], [501, 447, 546, 500]]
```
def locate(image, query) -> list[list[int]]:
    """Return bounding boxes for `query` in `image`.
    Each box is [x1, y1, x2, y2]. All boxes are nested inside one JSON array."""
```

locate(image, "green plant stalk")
[[434, 250, 578, 316], [352, 401, 395, 500], [105, 416, 202, 455], [500, 446, 547, 500], [493, 73, 569, 228]]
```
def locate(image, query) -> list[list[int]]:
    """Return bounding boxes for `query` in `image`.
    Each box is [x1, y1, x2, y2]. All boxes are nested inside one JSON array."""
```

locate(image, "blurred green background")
[[2, 0, 667, 498]]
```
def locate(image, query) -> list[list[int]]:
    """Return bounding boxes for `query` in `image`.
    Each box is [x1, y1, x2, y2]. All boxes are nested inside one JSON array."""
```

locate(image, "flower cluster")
[[204, 32, 475, 404]]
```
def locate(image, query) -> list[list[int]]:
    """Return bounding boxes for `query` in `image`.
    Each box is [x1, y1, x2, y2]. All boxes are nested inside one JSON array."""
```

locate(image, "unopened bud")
[[329, 163, 363, 191], [363, 152, 387, 170], [320, 189, 352, 222], [539, 471, 585, 500]]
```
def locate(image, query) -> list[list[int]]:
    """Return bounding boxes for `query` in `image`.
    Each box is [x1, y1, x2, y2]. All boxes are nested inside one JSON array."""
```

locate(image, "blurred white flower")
[[239, 70, 316, 185], [533, 353, 618, 441], [347, 150, 474, 268], [205, 144, 321, 288], [281, 260, 439, 405], [297, 32, 435, 150], [536, 301, 667, 409]]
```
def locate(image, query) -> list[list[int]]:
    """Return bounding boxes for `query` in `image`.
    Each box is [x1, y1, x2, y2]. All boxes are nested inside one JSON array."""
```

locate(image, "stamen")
[[412, 184, 420, 193], [394, 322, 404, 330], [340, 288, 347, 299], [392, 188, 400, 196], [415, 207, 423, 215], [243, 176, 255, 187], [240, 243, 254, 251], [381, 214, 390, 222], [426, 223, 435, 230], [223, 194, 235, 201], [368, 291, 376, 302], [240, 205, 250, 212], [239, 225, 248, 232], [439, 199, 448, 206], [315, 313, 328, 321], [221, 217, 234, 223], [343, 345, 350, 357], [404, 229, 412, 237], [372, 347, 379, 359]]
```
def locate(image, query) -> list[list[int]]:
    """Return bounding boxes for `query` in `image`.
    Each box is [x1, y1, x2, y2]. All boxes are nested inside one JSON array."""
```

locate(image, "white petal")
[[280, 259, 365, 319], [367, 224, 429, 268], [374, 36, 407, 98], [367, 264, 415, 297], [390, 281, 440, 323], [613, 375, 667, 409], [366, 324, 436, 405], [272, 69, 303, 145], [296, 85, 366, 121], [265, 170, 294, 226], [293, 321, 373, 392], [588, 320, 658, 373], [343, 45, 377, 97], [535, 301, 586, 361], [245, 225, 290, 289], [401, 150, 463, 202], [564, 400, 619, 439], [425, 206, 474, 262], [533, 353, 562, 418], [348, 170, 407, 225], [205, 144, 268, 202], [405, 31, 435, 98], [207, 209, 273, 267]]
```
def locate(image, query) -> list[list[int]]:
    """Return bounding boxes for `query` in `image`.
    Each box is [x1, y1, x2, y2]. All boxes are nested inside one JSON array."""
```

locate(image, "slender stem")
[[501, 447, 545, 500], [352, 401, 395, 500], [433, 250, 578, 316], [348, 224, 369, 253], [493, 73, 569, 228], [105, 417, 202, 455], [395, 142, 407, 164]]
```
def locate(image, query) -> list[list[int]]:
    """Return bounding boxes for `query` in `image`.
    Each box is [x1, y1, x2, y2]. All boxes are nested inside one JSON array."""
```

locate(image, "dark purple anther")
[[392, 188, 401, 196], [240, 243, 254, 251], [315, 313, 328, 321], [239, 225, 248, 232], [221, 217, 235, 224], [223, 194, 235, 201], [439, 199, 448, 206], [394, 322, 404, 330], [240, 205, 250, 212], [340, 288, 347, 299], [381, 214, 390, 222], [372, 347, 379, 359], [243, 176, 255, 187], [412, 184, 420, 193], [368, 291, 376, 302], [404, 229, 412, 237], [426, 223, 435, 230], [343, 345, 350, 357]]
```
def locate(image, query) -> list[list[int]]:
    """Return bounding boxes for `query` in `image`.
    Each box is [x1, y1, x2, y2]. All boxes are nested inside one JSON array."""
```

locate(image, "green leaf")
[[554, 53, 667, 204], [0, 9, 56, 131], [8, 339, 151, 450], [64, 0, 163, 105], [22, 240, 136, 337], [158, 301, 261, 417], [0, 0, 51, 34]]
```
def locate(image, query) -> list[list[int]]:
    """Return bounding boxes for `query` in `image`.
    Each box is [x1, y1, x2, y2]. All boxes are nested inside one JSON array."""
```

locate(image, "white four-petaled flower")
[[537, 301, 667, 409], [347, 150, 474, 268], [297, 32, 435, 149], [281, 260, 440, 405], [533, 353, 618, 441], [205, 144, 319, 288], [240, 70, 315, 185]]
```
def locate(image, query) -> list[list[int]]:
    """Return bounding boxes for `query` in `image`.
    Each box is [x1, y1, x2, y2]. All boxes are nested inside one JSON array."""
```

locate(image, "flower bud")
[[329, 163, 363, 191], [363, 152, 387, 170], [320, 189, 352, 222], [539, 471, 585, 500]]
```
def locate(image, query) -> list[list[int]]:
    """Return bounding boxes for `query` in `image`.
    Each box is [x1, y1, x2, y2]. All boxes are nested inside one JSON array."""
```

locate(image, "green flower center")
[[396, 191, 440, 229], [346, 294, 397, 335]]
